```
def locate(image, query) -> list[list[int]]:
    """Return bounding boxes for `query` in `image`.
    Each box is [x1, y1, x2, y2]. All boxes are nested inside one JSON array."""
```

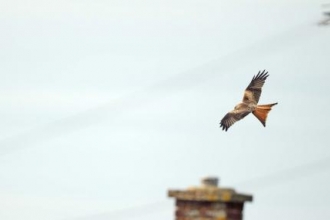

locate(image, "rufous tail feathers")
[[252, 103, 278, 127]]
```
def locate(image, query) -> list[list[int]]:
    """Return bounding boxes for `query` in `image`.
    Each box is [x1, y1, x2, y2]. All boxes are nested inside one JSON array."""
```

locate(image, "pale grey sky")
[[0, 0, 330, 220]]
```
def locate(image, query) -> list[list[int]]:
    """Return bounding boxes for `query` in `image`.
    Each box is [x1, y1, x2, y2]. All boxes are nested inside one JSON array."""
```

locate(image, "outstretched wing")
[[243, 70, 269, 104], [220, 109, 251, 131]]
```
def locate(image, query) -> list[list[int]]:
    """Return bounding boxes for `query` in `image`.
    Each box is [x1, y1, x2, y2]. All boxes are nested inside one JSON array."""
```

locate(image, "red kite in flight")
[[220, 70, 277, 131]]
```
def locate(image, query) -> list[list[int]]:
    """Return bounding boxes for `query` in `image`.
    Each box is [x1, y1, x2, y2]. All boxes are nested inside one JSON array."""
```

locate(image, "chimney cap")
[[168, 177, 253, 203]]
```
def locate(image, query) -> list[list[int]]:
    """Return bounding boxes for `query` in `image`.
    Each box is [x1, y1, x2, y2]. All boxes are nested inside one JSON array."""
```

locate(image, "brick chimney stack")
[[168, 177, 253, 220]]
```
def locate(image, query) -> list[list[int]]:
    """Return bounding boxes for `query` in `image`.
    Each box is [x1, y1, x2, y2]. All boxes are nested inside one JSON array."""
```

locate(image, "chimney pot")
[[202, 177, 219, 187]]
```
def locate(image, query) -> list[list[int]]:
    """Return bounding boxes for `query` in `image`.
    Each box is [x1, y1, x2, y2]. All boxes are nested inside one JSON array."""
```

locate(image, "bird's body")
[[220, 70, 277, 131], [235, 102, 255, 112]]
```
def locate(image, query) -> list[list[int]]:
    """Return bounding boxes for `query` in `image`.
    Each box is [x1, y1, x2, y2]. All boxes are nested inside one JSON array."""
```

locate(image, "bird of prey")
[[220, 70, 277, 131]]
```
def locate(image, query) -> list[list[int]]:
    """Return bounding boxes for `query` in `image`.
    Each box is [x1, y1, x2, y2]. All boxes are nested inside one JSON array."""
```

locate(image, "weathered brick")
[[168, 177, 252, 220]]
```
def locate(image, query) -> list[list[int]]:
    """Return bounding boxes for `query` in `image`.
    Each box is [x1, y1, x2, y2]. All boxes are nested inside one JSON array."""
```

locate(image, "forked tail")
[[252, 103, 278, 127]]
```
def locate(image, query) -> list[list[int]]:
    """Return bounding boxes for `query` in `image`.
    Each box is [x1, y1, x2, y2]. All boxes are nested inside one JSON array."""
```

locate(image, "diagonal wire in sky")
[[235, 155, 330, 191], [68, 200, 170, 220], [0, 22, 316, 156], [69, 155, 330, 220]]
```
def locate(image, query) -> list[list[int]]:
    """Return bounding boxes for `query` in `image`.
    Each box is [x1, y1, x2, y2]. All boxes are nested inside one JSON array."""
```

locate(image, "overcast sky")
[[0, 0, 330, 220]]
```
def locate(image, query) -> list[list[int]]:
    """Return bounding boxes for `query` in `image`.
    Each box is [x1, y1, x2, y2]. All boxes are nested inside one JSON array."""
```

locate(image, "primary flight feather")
[[220, 70, 277, 131]]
